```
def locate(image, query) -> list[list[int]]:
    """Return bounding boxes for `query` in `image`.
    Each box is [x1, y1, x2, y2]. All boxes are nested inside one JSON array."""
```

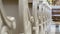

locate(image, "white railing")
[[22, 0, 53, 34], [38, 2, 52, 34], [0, 0, 53, 34]]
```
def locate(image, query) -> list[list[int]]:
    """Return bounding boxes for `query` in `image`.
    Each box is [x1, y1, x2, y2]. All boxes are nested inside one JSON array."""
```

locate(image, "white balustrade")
[[21, 0, 53, 34], [38, 2, 52, 34], [0, 0, 53, 34]]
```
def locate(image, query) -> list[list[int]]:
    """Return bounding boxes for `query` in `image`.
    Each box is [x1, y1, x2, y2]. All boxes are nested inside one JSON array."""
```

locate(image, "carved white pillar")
[[22, 0, 32, 34], [32, 0, 40, 34]]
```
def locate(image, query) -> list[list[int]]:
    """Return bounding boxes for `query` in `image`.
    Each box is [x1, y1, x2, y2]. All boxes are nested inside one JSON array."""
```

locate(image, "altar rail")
[[22, 0, 53, 34]]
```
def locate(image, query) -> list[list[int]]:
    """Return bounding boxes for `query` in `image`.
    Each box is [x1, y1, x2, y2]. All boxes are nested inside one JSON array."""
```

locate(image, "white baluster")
[[32, 0, 40, 34], [22, 0, 32, 34]]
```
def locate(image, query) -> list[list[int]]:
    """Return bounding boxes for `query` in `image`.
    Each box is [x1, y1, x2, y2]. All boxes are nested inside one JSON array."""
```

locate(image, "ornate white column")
[[22, 0, 32, 34], [32, 0, 40, 34]]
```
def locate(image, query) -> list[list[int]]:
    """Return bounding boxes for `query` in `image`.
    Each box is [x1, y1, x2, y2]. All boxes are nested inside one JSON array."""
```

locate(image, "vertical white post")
[[22, 0, 32, 34], [32, 0, 39, 34], [39, 3, 44, 34]]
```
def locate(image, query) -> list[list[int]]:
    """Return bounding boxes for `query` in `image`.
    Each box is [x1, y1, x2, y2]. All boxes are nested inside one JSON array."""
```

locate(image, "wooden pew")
[[52, 6, 60, 21]]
